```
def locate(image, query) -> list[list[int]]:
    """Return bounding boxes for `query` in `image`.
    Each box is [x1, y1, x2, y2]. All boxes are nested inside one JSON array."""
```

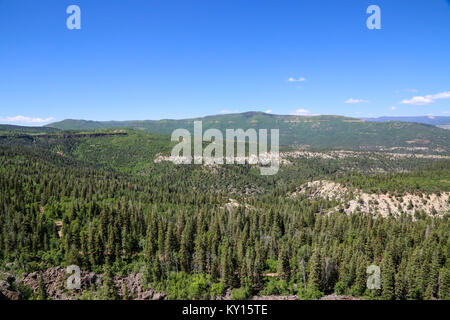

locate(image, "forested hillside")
[[362, 116, 450, 126], [0, 127, 449, 300], [0, 124, 61, 135], [46, 112, 450, 152]]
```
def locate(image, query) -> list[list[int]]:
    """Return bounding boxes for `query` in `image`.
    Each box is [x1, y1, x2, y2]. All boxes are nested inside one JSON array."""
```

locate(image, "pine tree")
[[102, 258, 118, 300], [308, 248, 322, 292], [221, 242, 233, 286], [425, 250, 440, 299], [381, 249, 395, 300], [122, 282, 129, 300], [38, 273, 47, 300], [152, 255, 163, 282], [180, 219, 193, 273], [352, 257, 367, 297], [277, 243, 290, 282], [395, 260, 407, 300], [438, 268, 450, 300]]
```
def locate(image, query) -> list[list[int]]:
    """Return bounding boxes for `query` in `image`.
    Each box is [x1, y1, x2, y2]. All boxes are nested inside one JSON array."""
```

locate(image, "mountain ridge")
[[45, 112, 450, 152], [361, 116, 450, 126]]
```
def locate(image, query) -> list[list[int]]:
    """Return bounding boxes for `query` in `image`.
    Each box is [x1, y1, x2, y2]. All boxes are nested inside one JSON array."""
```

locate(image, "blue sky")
[[1, 0, 449, 125]]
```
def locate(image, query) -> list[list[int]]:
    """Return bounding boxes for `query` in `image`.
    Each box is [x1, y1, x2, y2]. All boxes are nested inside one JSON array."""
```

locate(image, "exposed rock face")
[[282, 150, 450, 160], [214, 289, 299, 301], [290, 180, 450, 217], [341, 191, 450, 217], [0, 273, 20, 300], [320, 294, 362, 300], [290, 180, 350, 201], [21, 267, 71, 300], [19, 267, 166, 300], [4, 269, 364, 301], [115, 273, 167, 300], [251, 295, 298, 300]]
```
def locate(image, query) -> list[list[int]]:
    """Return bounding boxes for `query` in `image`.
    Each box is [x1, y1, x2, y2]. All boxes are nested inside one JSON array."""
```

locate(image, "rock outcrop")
[[290, 180, 450, 217], [0, 273, 20, 300], [19, 267, 166, 300]]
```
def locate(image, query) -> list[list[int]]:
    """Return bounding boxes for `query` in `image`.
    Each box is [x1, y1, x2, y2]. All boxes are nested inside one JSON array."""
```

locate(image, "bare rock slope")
[[291, 180, 450, 217]]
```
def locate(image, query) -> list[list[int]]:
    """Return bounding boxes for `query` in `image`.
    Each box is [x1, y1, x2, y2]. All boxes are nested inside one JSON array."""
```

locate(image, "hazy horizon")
[[1, 112, 450, 127]]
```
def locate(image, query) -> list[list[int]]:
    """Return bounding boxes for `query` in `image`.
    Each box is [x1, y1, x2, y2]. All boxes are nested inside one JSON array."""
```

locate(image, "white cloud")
[[345, 98, 369, 104], [433, 92, 450, 99], [265, 109, 272, 114], [0, 115, 56, 124], [288, 77, 306, 83], [291, 108, 309, 115], [400, 91, 450, 105], [390, 106, 397, 110], [400, 96, 433, 105]]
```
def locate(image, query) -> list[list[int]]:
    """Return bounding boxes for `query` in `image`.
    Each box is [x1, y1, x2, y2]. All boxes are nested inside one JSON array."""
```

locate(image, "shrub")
[[297, 287, 324, 300], [211, 281, 226, 298], [187, 274, 210, 300], [264, 259, 278, 273], [231, 287, 252, 300], [260, 278, 290, 296], [334, 281, 346, 295]]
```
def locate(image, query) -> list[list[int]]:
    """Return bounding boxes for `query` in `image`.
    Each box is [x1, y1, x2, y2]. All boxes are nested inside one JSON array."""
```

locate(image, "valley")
[[0, 115, 449, 301]]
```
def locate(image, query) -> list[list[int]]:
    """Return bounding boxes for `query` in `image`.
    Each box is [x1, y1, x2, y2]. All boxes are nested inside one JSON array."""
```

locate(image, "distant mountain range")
[[45, 112, 450, 151], [0, 124, 60, 134], [361, 116, 450, 128]]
